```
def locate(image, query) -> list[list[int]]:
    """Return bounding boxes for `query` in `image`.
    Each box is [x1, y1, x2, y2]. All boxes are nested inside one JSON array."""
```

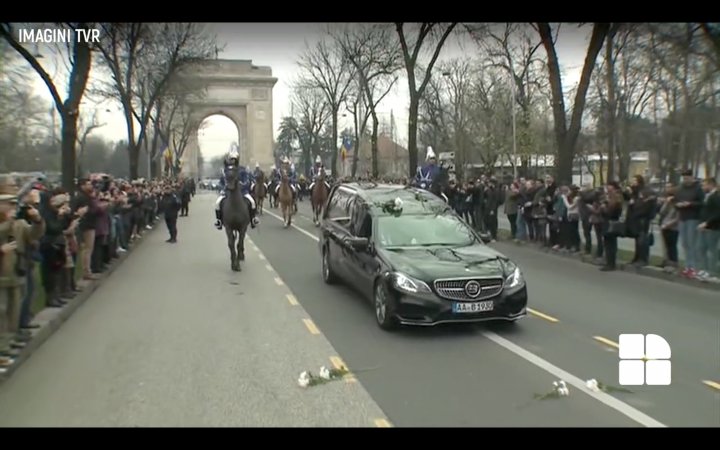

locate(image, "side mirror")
[[347, 236, 369, 251]]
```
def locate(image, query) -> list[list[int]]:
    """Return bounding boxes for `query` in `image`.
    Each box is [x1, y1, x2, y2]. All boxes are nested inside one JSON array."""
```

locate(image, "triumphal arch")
[[174, 59, 278, 178]]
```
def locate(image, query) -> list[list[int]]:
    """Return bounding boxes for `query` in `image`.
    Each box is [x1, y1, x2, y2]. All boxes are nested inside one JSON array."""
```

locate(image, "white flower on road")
[[298, 371, 311, 388], [557, 380, 569, 396], [319, 366, 331, 380], [586, 378, 600, 392], [394, 197, 403, 209]]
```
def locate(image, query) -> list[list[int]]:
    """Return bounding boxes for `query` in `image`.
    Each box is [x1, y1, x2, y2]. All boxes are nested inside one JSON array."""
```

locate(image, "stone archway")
[[172, 59, 277, 178]]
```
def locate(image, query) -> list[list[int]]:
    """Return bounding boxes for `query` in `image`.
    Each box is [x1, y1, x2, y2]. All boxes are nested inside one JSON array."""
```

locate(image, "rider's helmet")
[[226, 145, 240, 166], [281, 156, 290, 166], [255, 162, 259, 169], [315, 155, 322, 166], [426, 146, 437, 164]]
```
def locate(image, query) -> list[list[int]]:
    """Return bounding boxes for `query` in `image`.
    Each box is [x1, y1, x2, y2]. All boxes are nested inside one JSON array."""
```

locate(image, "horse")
[[310, 171, 330, 226], [277, 171, 294, 228], [253, 170, 267, 216], [221, 166, 251, 272], [266, 178, 278, 209]]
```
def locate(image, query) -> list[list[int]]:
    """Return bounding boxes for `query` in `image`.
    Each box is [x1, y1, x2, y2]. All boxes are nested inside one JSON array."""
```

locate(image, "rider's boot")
[[246, 199, 259, 228], [214, 209, 222, 229]]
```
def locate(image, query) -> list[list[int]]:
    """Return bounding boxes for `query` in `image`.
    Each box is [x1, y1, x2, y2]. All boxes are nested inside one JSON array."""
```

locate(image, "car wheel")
[[322, 245, 337, 284], [374, 281, 397, 331]]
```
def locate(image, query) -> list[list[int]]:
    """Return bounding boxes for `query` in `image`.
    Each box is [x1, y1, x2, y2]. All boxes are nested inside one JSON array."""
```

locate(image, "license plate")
[[453, 301, 494, 313]]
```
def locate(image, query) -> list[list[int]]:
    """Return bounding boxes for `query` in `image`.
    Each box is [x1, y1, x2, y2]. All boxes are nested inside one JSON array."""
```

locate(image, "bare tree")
[[395, 22, 458, 178], [289, 80, 331, 174], [95, 23, 217, 180], [468, 23, 548, 175], [297, 38, 355, 176], [76, 108, 107, 175], [536, 23, 610, 184], [335, 24, 401, 178], [1, 22, 93, 190]]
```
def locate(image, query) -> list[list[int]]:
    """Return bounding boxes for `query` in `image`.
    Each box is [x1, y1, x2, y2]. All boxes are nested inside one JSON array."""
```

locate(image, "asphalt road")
[[496, 210, 683, 261], [0, 194, 387, 427], [250, 196, 719, 427]]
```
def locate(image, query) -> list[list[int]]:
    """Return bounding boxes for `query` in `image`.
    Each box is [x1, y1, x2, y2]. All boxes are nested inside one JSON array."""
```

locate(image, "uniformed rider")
[[214, 148, 260, 230], [274, 156, 298, 201], [308, 155, 328, 192], [415, 146, 440, 190]]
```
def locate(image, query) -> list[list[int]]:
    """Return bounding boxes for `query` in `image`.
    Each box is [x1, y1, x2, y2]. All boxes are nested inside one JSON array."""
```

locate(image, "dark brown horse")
[[310, 170, 329, 226], [253, 170, 267, 216]]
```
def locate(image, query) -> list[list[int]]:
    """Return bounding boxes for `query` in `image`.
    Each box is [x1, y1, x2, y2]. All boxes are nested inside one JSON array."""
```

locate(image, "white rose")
[[298, 377, 310, 388], [319, 366, 331, 380], [585, 379, 600, 392]]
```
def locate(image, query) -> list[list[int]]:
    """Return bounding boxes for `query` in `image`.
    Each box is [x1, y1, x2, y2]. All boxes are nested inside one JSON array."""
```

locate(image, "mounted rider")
[[214, 146, 260, 230], [274, 156, 298, 201], [309, 155, 329, 192], [415, 146, 440, 190]]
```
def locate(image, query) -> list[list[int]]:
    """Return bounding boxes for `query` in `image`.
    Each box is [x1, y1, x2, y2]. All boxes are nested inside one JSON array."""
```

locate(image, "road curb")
[[0, 225, 158, 384], [495, 237, 720, 292]]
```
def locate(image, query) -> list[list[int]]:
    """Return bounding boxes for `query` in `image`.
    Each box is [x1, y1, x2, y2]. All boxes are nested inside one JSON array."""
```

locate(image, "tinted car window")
[[377, 214, 475, 247], [326, 187, 355, 229]]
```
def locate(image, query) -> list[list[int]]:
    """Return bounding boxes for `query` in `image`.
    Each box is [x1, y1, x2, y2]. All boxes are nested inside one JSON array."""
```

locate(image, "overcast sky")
[[27, 23, 591, 161]]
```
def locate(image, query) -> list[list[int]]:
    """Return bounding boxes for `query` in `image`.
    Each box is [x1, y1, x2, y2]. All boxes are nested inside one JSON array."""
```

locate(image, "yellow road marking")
[[258, 253, 266, 260], [265, 264, 273, 272], [286, 294, 299, 306], [374, 418, 392, 428], [527, 308, 559, 323], [593, 336, 620, 350], [303, 319, 320, 335], [274, 276, 284, 286], [330, 356, 357, 383], [702, 380, 720, 391]]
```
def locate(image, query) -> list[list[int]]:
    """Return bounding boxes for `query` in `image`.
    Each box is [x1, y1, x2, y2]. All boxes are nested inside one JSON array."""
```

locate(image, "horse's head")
[[225, 166, 239, 190], [281, 170, 289, 183]]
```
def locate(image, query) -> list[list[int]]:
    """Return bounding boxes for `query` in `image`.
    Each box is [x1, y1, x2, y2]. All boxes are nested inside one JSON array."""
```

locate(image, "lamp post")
[[510, 75, 518, 180]]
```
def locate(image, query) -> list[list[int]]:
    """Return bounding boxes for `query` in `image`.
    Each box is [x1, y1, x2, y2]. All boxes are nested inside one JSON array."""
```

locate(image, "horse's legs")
[[237, 228, 245, 262], [226, 228, 238, 271]]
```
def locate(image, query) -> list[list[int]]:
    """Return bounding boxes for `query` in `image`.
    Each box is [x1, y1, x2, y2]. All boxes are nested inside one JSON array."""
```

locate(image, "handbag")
[[606, 204, 628, 237]]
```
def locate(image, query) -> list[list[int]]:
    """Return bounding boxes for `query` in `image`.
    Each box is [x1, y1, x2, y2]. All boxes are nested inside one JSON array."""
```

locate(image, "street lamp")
[[510, 76, 518, 180]]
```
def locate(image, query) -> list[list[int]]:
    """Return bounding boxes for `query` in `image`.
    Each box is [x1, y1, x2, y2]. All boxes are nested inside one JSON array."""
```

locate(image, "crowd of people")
[[332, 166, 719, 282], [0, 175, 193, 373]]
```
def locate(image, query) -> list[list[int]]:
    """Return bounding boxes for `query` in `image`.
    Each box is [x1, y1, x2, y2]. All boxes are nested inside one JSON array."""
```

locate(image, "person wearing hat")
[[415, 146, 440, 190], [0, 177, 45, 372], [274, 156, 298, 202], [309, 155, 326, 192], [673, 169, 705, 278]]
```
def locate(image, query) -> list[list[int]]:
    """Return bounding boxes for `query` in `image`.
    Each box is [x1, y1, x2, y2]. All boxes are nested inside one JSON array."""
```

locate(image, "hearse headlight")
[[392, 272, 432, 294], [505, 266, 525, 289]]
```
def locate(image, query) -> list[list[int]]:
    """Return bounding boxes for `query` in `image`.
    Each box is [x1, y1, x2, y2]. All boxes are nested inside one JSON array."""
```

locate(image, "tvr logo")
[[618, 334, 672, 386]]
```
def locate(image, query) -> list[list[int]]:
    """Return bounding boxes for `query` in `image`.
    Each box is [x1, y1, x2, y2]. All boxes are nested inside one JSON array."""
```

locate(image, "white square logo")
[[618, 334, 671, 386]]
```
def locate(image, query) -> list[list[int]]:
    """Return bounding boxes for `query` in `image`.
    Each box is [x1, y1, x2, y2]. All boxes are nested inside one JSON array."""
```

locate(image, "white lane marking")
[[264, 210, 320, 242], [263, 209, 668, 428], [483, 332, 666, 428]]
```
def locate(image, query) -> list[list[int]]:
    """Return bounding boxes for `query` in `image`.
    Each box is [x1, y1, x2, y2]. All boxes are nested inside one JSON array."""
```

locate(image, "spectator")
[[674, 169, 705, 278], [626, 175, 657, 267], [658, 183, 680, 270], [600, 181, 624, 272], [0, 177, 45, 372], [71, 178, 99, 280], [505, 182, 519, 240], [40, 189, 73, 308], [697, 177, 720, 281]]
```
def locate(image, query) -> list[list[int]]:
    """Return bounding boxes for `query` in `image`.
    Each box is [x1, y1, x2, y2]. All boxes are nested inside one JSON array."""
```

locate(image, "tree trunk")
[[407, 97, 420, 179], [331, 114, 339, 176], [371, 113, 379, 179], [605, 32, 617, 183], [129, 143, 140, 180], [150, 126, 160, 178], [60, 112, 79, 191], [538, 23, 609, 185]]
